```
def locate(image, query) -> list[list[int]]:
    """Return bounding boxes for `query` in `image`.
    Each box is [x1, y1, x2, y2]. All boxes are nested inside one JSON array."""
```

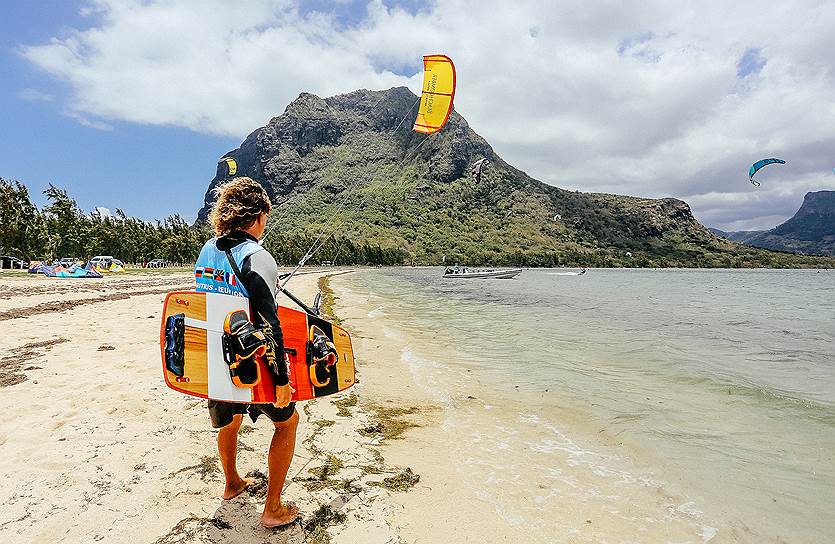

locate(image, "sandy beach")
[[0, 269, 442, 544], [0, 268, 586, 544], [4, 268, 831, 543], [0, 268, 722, 543]]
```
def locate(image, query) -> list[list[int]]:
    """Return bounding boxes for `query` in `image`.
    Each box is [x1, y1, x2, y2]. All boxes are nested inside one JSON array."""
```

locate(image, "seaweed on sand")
[[362, 404, 422, 440], [331, 393, 358, 417], [308, 455, 344, 481], [317, 276, 341, 325], [294, 455, 359, 492], [153, 515, 203, 544], [167, 455, 219, 481], [0, 337, 69, 387], [304, 504, 347, 544], [245, 469, 268, 497], [358, 449, 387, 475], [153, 515, 232, 544], [208, 518, 232, 530], [238, 424, 255, 434], [369, 467, 420, 492]]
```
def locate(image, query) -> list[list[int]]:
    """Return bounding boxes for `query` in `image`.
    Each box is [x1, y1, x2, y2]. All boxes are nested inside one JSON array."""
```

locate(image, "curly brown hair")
[[208, 177, 272, 236]]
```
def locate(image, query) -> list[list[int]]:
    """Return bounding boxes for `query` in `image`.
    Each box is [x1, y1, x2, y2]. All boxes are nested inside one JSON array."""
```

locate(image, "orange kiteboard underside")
[[160, 291, 356, 403]]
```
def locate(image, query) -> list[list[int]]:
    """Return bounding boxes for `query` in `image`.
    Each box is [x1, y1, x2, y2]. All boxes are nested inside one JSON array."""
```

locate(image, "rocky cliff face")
[[197, 87, 830, 267], [199, 87, 494, 220], [712, 191, 835, 256]]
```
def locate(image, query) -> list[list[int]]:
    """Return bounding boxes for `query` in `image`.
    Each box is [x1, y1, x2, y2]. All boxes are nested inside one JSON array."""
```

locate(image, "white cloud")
[[18, 88, 55, 102], [65, 110, 114, 131], [19, 0, 835, 230]]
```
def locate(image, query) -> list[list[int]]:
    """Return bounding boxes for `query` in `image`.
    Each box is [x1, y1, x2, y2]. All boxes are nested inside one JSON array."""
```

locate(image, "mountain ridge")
[[198, 87, 834, 268], [711, 191, 835, 256]]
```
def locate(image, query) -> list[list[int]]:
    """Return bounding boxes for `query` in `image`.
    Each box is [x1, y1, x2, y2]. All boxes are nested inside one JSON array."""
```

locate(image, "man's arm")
[[240, 250, 288, 386]]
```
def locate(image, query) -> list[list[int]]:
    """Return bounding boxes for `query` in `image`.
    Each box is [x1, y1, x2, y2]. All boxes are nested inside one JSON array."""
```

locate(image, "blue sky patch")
[[299, 0, 430, 29], [737, 47, 766, 78], [617, 32, 660, 63], [298, 0, 370, 29], [617, 32, 655, 55]]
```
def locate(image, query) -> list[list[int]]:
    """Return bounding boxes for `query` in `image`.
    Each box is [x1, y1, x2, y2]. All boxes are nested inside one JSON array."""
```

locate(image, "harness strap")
[[224, 248, 243, 278]]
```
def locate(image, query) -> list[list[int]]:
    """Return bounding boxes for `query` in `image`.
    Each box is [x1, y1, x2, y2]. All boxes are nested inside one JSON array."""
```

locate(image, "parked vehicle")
[[0, 256, 27, 270], [56, 257, 82, 268], [148, 258, 168, 268], [88, 256, 125, 272]]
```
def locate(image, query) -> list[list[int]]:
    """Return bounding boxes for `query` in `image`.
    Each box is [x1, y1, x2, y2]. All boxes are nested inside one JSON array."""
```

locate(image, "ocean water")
[[338, 268, 835, 543]]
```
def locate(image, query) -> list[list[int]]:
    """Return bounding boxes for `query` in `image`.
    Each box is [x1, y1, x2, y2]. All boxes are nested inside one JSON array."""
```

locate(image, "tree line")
[[0, 178, 406, 266]]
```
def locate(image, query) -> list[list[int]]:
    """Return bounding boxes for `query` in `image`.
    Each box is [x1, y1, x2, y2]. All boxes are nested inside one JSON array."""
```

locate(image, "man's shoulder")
[[199, 237, 218, 250], [245, 247, 277, 271]]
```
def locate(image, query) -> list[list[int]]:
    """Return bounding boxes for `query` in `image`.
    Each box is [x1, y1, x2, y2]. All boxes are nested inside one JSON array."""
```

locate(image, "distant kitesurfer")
[[196, 177, 299, 528]]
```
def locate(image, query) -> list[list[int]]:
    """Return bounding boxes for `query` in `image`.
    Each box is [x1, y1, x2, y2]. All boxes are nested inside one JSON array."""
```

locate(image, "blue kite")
[[40, 264, 103, 278], [748, 158, 785, 187]]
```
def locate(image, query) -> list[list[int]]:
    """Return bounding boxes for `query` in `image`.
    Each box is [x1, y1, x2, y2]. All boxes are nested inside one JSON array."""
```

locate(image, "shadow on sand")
[[154, 498, 304, 544]]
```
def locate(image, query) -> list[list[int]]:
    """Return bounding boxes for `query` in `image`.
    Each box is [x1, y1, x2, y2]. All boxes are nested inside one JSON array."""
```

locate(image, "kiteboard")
[[159, 291, 356, 403]]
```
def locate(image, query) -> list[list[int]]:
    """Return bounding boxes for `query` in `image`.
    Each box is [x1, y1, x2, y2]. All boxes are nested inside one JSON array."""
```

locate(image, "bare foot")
[[261, 502, 299, 528], [222, 476, 255, 500]]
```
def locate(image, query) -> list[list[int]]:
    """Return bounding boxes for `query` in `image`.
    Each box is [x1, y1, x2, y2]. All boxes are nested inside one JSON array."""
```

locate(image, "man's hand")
[[273, 383, 294, 408]]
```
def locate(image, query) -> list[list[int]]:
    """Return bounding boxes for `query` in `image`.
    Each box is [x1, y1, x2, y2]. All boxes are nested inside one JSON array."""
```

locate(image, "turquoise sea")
[[339, 268, 835, 543]]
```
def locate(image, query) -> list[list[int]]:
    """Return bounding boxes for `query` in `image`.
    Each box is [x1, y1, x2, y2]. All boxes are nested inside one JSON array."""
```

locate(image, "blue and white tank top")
[[194, 238, 263, 297]]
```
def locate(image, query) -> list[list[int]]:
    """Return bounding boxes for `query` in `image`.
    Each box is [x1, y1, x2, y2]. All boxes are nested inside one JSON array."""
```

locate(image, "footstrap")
[[221, 310, 266, 388]]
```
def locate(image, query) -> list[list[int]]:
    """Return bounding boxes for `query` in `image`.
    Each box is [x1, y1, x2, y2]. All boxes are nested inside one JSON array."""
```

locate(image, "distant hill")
[[199, 88, 834, 268], [711, 191, 835, 256], [708, 228, 765, 244]]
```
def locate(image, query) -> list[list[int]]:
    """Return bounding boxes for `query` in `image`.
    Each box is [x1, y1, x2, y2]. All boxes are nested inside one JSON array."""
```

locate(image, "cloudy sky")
[[3, 0, 834, 229]]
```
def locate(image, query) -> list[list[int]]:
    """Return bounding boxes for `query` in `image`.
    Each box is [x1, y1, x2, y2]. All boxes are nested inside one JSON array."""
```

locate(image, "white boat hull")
[[443, 268, 522, 279]]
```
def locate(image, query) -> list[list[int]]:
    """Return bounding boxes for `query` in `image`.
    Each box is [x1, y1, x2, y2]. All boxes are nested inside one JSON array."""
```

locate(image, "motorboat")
[[442, 265, 522, 279]]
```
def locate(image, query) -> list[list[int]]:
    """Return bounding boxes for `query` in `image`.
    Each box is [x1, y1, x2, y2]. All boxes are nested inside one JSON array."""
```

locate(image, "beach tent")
[[40, 264, 103, 278], [96, 262, 125, 273]]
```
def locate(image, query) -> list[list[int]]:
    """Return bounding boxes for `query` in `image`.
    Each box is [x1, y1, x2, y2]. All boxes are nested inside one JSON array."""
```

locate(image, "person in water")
[[196, 177, 298, 527]]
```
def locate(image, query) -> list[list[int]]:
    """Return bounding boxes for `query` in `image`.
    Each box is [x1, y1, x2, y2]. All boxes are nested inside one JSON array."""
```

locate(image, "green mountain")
[[712, 191, 835, 256], [199, 88, 834, 268]]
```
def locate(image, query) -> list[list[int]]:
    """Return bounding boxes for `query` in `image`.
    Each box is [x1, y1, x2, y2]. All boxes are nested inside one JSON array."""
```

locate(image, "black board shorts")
[[208, 400, 296, 429]]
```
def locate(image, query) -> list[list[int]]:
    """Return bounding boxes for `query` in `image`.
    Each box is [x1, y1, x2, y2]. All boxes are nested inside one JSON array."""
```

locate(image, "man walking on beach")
[[196, 177, 298, 527]]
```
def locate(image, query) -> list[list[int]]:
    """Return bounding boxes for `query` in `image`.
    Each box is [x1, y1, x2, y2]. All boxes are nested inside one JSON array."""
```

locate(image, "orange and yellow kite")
[[412, 54, 456, 134]]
